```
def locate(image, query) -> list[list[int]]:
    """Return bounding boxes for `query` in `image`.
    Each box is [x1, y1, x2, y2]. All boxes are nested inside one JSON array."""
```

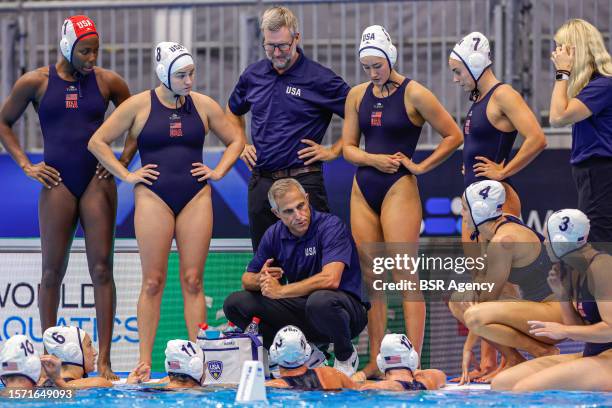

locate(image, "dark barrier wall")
[[0, 150, 576, 238]]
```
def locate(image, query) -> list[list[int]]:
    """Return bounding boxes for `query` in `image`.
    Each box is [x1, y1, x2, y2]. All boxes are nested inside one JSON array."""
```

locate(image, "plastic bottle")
[[197, 322, 209, 339], [245, 317, 260, 335], [197, 322, 220, 340]]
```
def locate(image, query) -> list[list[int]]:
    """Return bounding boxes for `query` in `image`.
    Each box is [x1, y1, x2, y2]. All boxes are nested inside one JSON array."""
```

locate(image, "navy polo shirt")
[[247, 208, 368, 306], [572, 74, 612, 164], [228, 49, 350, 171]]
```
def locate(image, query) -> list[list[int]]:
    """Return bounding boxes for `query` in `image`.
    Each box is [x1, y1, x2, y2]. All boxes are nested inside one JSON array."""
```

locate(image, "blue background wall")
[[0, 150, 577, 238]]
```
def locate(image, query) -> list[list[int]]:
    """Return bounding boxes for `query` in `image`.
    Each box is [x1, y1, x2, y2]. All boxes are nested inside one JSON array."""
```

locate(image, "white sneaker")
[[333, 346, 359, 377], [306, 343, 327, 369]]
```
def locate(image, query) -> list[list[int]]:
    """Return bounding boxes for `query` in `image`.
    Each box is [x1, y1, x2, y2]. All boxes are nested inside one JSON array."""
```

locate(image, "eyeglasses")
[[263, 36, 296, 53]]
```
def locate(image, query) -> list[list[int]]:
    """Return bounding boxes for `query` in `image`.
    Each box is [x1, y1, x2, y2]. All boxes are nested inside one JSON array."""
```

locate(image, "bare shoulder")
[[316, 366, 351, 382], [405, 79, 433, 101], [490, 230, 516, 249], [93, 66, 124, 83], [415, 368, 446, 389], [17, 67, 49, 87], [591, 253, 612, 279], [121, 90, 150, 108], [491, 83, 522, 104], [347, 82, 370, 108], [349, 82, 370, 96], [264, 378, 289, 388], [190, 92, 220, 110], [359, 379, 401, 391]]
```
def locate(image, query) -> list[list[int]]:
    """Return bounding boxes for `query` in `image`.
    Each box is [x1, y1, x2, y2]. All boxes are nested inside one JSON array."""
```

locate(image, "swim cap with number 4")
[[464, 180, 505, 227]]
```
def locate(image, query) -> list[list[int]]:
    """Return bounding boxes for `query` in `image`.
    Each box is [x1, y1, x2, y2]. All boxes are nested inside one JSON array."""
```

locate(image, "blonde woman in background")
[[549, 18, 612, 244]]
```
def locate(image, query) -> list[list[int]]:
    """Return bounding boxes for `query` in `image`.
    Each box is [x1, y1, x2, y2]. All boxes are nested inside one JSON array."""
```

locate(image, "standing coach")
[[225, 6, 350, 250]]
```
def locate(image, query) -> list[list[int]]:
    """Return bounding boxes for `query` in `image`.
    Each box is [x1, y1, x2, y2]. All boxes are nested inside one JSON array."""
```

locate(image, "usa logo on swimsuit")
[[169, 113, 183, 138], [65, 85, 78, 109], [207, 360, 223, 380]]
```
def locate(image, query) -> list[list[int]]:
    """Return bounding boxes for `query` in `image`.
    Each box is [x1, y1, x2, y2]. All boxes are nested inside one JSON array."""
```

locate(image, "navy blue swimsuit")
[[38, 65, 107, 198], [494, 216, 553, 301], [395, 379, 427, 391], [281, 369, 324, 390], [463, 83, 517, 188], [356, 79, 422, 214], [575, 253, 612, 357], [137, 90, 207, 215]]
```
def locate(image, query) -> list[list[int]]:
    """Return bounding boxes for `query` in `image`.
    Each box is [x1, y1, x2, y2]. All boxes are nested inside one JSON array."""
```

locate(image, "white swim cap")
[[165, 339, 204, 383], [449, 32, 492, 84], [269, 325, 312, 369], [359, 25, 397, 68], [464, 180, 505, 231], [43, 326, 86, 368], [154, 42, 195, 92], [376, 334, 419, 374], [0, 335, 41, 385], [60, 15, 98, 64], [546, 209, 590, 259]]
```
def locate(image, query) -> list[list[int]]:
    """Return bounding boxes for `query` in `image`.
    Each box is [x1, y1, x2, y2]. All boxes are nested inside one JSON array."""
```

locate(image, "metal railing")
[[1, 0, 609, 153]]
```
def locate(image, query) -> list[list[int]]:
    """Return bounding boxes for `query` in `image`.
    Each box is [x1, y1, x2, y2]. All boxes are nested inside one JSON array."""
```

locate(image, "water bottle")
[[197, 322, 220, 339], [245, 317, 261, 335], [197, 323, 209, 338]]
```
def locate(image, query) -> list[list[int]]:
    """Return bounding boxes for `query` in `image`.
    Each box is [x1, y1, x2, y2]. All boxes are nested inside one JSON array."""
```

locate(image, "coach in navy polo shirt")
[[225, 6, 350, 250], [223, 178, 369, 377]]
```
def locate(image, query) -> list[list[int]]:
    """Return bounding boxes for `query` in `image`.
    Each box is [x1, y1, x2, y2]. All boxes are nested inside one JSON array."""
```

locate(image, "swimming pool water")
[[2, 386, 611, 408]]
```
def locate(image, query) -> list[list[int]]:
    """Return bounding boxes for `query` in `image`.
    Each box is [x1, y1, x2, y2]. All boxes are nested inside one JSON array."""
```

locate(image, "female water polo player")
[[266, 326, 357, 390], [0, 15, 133, 380], [40, 325, 113, 388], [359, 334, 446, 391], [88, 41, 244, 374], [342, 25, 462, 381], [449, 32, 546, 233], [450, 181, 563, 384], [493, 209, 612, 391], [448, 31, 546, 380]]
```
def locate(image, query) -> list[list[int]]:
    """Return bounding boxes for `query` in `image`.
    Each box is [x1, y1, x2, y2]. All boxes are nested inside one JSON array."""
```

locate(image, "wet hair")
[[168, 372, 199, 385], [1, 374, 35, 386]]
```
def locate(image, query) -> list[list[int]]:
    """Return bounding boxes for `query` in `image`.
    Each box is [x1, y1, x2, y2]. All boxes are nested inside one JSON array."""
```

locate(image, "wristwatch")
[[555, 70, 571, 81]]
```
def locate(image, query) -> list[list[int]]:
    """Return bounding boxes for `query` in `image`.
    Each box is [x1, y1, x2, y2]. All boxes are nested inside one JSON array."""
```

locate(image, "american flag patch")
[[371, 111, 382, 127], [167, 360, 181, 370], [65, 94, 78, 101], [2, 361, 18, 371], [384, 355, 402, 364], [170, 122, 182, 129]]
